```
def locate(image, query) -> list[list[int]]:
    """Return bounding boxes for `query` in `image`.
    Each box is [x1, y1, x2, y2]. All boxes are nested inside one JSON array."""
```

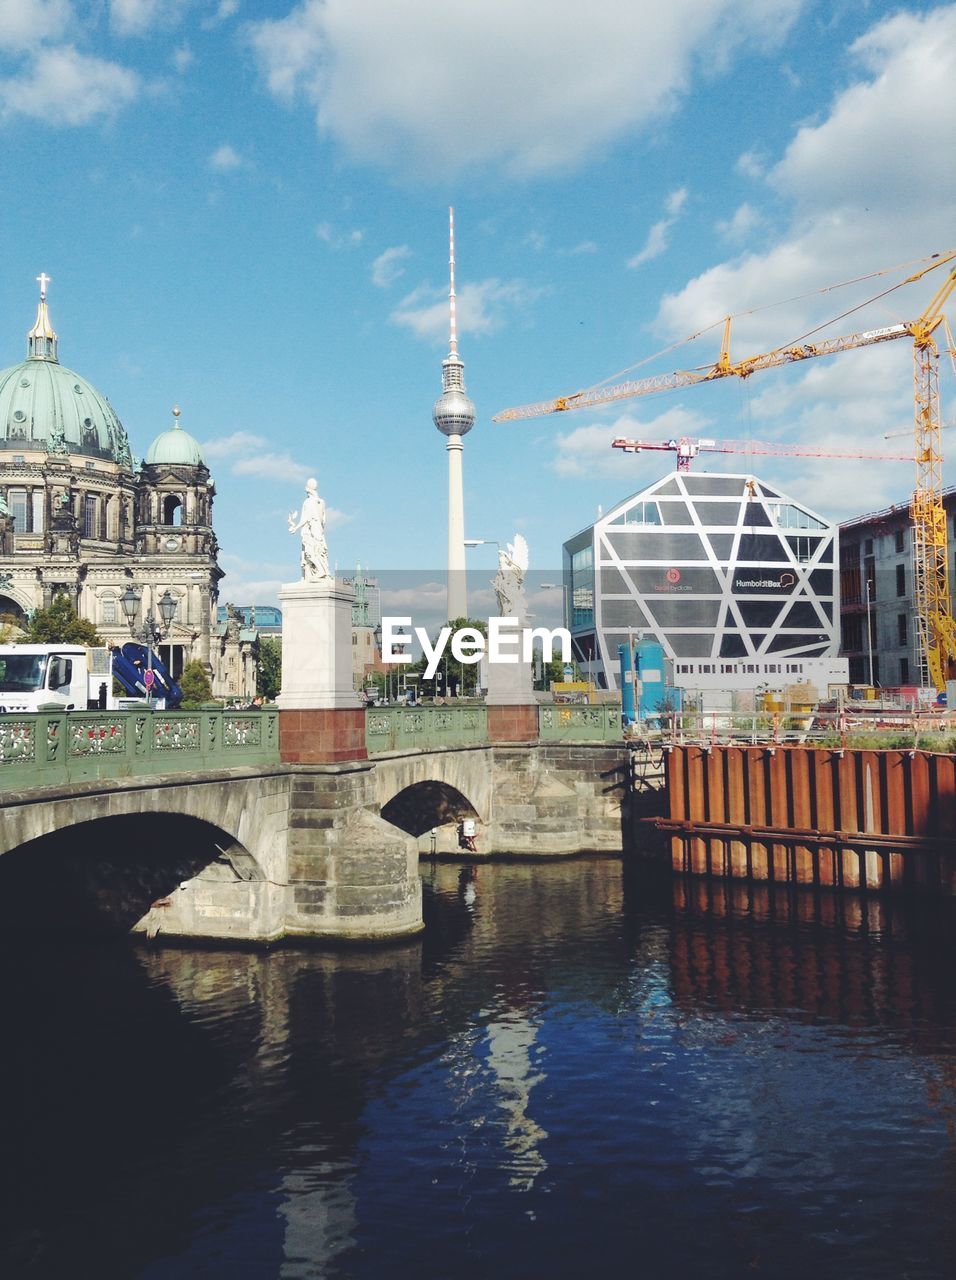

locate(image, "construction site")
[[496, 249, 956, 732]]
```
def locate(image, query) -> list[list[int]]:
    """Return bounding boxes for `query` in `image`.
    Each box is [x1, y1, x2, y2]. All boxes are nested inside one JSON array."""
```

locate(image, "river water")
[[1, 858, 955, 1279]]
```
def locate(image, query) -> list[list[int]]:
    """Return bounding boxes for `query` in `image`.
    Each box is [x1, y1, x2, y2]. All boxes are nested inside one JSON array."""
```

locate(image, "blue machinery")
[[111, 642, 183, 707], [619, 637, 681, 726]]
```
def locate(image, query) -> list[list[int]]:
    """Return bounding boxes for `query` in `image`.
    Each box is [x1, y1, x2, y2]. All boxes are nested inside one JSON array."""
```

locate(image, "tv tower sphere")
[[433, 365, 475, 436]]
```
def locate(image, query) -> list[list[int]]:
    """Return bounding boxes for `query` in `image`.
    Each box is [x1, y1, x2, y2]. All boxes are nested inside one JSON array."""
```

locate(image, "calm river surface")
[[2, 858, 955, 1279]]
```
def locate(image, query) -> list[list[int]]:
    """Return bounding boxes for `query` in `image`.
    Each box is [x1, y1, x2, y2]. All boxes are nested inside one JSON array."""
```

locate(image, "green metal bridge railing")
[[0, 700, 628, 790], [365, 703, 489, 753], [0, 707, 280, 789], [364, 701, 623, 752]]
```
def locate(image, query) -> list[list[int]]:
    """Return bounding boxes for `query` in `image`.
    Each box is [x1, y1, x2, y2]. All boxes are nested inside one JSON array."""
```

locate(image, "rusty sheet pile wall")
[[663, 745, 956, 894]]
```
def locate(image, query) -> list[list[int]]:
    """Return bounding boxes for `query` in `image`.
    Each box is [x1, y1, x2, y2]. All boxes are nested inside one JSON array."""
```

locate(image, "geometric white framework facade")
[[565, 471, 847, 692]]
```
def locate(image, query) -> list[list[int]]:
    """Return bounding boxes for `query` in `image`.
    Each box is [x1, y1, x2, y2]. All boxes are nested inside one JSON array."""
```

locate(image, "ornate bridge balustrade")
[[364, 702, 621, 754], [365, 703, 488, 753], [538, 703, 621, 743], [0, 707, 280, 789]]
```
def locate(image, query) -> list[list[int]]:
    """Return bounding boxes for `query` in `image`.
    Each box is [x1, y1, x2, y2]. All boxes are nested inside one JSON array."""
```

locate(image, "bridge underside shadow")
[[0, 813, 260, 938], [381, 781, 478, 838]]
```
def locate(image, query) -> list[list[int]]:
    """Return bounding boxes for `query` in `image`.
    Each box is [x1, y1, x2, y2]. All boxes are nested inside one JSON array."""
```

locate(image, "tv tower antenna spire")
[[432, 207, 476, 622]]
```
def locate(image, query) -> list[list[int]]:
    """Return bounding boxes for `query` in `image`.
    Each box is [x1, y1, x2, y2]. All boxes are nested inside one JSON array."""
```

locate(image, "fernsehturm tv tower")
[[432, 207, 475, 623]]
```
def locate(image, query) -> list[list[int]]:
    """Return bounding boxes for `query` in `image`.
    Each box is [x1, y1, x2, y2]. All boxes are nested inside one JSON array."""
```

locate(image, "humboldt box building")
[[563, 471, 848, 697]]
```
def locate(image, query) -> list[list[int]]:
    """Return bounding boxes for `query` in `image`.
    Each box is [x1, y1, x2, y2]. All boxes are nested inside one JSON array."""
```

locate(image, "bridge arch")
[[0, 811, 264, 937], [381, 780, 479, 837], [372, 747, 493, 842]]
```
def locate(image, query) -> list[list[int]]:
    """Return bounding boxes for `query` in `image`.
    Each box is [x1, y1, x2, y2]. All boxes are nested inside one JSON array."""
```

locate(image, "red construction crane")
[[611, 434, 914, 471]]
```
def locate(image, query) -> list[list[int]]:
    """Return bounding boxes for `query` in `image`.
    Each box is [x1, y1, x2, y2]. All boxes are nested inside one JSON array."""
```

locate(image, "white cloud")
[[0, 0, 72, 50], [552, 407, 711, 477], [715, 202, 765, 243], [628, 220, 670, 269], [649, 5, 956, 472], [171, 44, 194, 72], [736, 150, 766, 179], [247, 0, 805, 178], [0, 45, 140, 125], [209, 143, 243, 171], [628, 186, 688, 268], [110, 0, 189, 37], [371, 244, 411, 288], [315, 221, 362, 249], [563, 241, 599, 256], [234, 452, 313, 484], [204, 432, 318, 488], [201, 431, 268, 460], [391, 278, 544, 343]]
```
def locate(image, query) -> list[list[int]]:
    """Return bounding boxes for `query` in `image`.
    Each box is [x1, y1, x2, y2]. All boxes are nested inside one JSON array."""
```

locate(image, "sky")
[[0, 0, 954, 615]]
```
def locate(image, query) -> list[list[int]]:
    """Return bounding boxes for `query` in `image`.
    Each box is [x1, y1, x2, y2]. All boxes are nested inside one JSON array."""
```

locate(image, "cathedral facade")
[[0, 281, 257, 700]]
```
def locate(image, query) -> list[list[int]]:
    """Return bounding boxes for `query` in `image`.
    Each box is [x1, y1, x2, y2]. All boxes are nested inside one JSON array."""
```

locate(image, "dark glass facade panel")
[[629, 566, 721, 594], [737, 600, 787, 629], [692, 502, 742, 526], [737, 533, 789, 562], [605, 531, 710, 561], [600, 599, 650, 629], [599, 567, 633, 596], [766, 633, 821, 653], [707, 534, 736, 559], [719, 633, 747, 657], [660, 501, 691, 526], [681, 475, 746, 496], [782, 601, 828, 629], [666, 632, 716, 657], [741, 504, 772, 527], [644, 598, 721, 629]]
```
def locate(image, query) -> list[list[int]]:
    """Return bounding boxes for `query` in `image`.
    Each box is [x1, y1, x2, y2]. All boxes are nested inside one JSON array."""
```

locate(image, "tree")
[[179, 660, 213, 708], [408, 616, 488, 698], [26, 594, 100, 645], [257, 636, 281, 700]]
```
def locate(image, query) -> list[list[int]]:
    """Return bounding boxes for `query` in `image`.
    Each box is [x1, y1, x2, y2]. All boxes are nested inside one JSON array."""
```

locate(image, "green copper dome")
[[145, 407, 204, 466], [0, 291, 133, 469]]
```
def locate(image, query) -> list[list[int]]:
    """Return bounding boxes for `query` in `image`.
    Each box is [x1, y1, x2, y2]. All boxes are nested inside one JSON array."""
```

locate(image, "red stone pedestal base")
[[279, 708, 368, 763], [487, 704, 538, 743]]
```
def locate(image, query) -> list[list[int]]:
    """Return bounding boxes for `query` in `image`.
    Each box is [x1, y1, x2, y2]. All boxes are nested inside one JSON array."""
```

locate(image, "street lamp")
[[540, 581, 569, 624], [119, 584, 178, 703], [865, 576, 874, 687], [120, 584, 141, 629]]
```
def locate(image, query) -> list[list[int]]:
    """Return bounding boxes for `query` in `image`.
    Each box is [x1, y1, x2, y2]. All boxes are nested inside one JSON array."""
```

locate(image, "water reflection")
[[0, 858, 954, 1279]]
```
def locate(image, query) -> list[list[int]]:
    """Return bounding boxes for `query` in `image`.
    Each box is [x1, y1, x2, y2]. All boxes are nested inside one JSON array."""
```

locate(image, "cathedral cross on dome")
[[36, 272, 50, 301]]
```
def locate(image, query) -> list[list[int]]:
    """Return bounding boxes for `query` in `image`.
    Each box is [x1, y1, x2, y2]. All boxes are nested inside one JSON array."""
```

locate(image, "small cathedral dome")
[[145, 406, 204, 466], [0, 276, 133, 469]]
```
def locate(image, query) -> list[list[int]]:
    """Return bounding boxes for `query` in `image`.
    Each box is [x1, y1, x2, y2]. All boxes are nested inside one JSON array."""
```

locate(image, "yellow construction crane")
[[493, 251, 956, 691]]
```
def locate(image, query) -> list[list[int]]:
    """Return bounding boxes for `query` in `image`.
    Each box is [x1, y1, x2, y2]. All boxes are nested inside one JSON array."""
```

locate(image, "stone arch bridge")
[[0, 728, 637, 945]]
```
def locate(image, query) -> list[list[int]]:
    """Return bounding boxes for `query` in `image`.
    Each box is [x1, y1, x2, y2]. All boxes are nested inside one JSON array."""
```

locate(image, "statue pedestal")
[[485, 658, 538, 743], [277, 580, 359, 709], [277, 580, 365, 762], [485, 656, 534, 706]]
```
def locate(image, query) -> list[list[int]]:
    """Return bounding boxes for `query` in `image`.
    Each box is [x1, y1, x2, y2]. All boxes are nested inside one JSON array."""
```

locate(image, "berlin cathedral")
[[0, 278, 258, 700]]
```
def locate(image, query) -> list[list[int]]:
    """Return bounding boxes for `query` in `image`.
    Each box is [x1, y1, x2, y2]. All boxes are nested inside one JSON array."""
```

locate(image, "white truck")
[[0, 644, 131, 713]]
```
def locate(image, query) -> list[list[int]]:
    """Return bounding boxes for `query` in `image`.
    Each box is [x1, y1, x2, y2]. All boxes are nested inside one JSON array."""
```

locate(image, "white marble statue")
[[288, 477, 332, 581], [493, 534, 529, 621]]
